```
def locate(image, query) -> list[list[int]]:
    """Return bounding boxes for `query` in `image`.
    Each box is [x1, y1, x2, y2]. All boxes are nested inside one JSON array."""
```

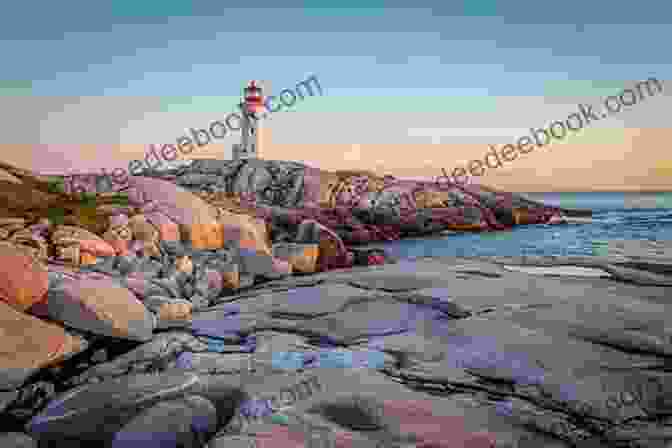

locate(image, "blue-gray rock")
[[111, 395, 217, 448], [0, 432, 38, 448], [27, 372, 244, 443]]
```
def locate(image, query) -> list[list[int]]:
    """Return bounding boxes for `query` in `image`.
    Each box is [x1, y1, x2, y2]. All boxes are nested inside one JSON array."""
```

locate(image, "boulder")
[[296, 220, 352, 271], [0, 168, 22, 184], [272, 243, 319, 274], [0, 181, 59, 216], [27, 372, 244, 442], [380, 399, 498, 448], [512, 208, 544, 225], [144, 296, 193, 324], [229, 160, 307, 208], [0, 433, 37, 448], [111, 395, 217, 448], [51, 225, 116, 261], [302, 166, 324, 206], [414, 189, 451, 209], [216, 208, 272, 256], [180, 222, 225, 251], [128, 176, 224, 249], [317, 172, 342, 208], [34, 277, 154, 341], [219, 262, 240, 290], [0, 241, 49, 310], [175, 255, 194, 275], [127, 214, 162, 257], [8, 228, 49, 261], [0, 217, 27, 227], [0, 301, 84, 390], [103, 219, 133, 256], [271, 258, 293, 277]]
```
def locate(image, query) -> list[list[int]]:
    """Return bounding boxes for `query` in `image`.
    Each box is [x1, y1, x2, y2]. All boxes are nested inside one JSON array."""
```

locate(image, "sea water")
[[376, 192, 672, 259]]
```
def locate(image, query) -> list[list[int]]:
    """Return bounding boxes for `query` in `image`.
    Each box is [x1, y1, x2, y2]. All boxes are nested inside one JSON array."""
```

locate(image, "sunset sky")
[[1, 0, 670, 191]]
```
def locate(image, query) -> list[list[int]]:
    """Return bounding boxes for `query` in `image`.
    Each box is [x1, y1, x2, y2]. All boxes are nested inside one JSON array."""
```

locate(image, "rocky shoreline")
[[5, 158, 671, 447], [2, 251, 672, 447]]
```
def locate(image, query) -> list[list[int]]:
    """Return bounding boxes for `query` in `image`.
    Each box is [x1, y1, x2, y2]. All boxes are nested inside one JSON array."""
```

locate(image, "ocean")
[[374, 192, 672, 259]]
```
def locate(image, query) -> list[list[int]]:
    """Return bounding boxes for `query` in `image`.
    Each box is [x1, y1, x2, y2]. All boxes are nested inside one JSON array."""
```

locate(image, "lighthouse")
[[233, 80, 264, 160]]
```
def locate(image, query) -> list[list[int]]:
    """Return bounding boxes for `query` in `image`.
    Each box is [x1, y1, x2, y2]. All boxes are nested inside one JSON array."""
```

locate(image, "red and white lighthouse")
[[233, 80, 265, 160], [244, 80, 265, 116]]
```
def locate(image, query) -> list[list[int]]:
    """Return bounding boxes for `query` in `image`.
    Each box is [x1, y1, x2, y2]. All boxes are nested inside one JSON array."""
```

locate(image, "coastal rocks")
[[0, 182, 58, 216], [379, 399, 498, 448], [144, 211, 186, 244], [0, 301, 84, 390], [429, 207, 487, 232], [0, 251, 670, 446], [181, 223, 226, 251], [3, 159, 648, 447], [27, 372, 245, 444], [103, 217, 133, 256], [51, 225, 116, 265], [592, 239, 672, 277], [66, 331, 209, 386], [8, 231, 49, 262], [0, 218, 27, 240], [413, 189, 452, 209], [315, 170, 340, 207], [0, 168, 23, 184], [512, 207, 547, 225], [27, 372, 196, 442], [111, 394, 218, 448], [217, 263, 241, 290], [174, 352, 254, 375], [296, 220, 352, 271], [133, 158, 583, 244], [32, 277, 154, 341], [127, 177, 224, 249], [216, 208, 272, 255], [272, 243, 319, 274], [0, 241, 49, 310], [356, 186, 417, 219], [144, 296, 193, 325], [127, 214, 162, 257], [0, 432, 38, 448], [271, 258, 293, 277], [229, 160, 307, 208]]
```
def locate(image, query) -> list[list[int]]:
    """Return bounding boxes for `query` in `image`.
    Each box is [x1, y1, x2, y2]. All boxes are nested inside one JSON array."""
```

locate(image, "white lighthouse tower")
[[232, 80, 264, 160]]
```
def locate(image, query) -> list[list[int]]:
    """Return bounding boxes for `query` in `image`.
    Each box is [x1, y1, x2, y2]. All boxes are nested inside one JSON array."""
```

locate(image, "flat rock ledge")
[[2, 248, 672, 448]]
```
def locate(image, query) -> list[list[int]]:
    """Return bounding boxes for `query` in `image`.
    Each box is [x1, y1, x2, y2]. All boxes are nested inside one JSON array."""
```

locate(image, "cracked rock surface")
[[2, 250, 672, 447], [1, 160, 668, 447]]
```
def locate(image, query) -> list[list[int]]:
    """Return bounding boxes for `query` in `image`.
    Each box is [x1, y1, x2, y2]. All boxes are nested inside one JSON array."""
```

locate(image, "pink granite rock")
[[301, 166, 322, 206], [271, 258, 293, 276], [0, 301, 85, 389], [109, 214, 129, 228], [382, 400, 497, 448], [296, 220, 353, 271], [127, 177, 225, 249], [51, 225, 117, 258], [141, 211, 181, 243], [34, 277, 154, 341], [127, 176, 220, 226], [0, 241, 49, 311]]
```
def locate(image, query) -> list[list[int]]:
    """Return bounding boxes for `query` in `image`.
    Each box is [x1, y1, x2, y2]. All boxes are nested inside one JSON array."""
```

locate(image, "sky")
[[1, 0, 671, 191]]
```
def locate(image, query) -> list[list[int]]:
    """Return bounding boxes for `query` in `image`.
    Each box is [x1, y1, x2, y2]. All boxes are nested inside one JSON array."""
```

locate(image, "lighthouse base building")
[[232, 142, 257, 160]]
